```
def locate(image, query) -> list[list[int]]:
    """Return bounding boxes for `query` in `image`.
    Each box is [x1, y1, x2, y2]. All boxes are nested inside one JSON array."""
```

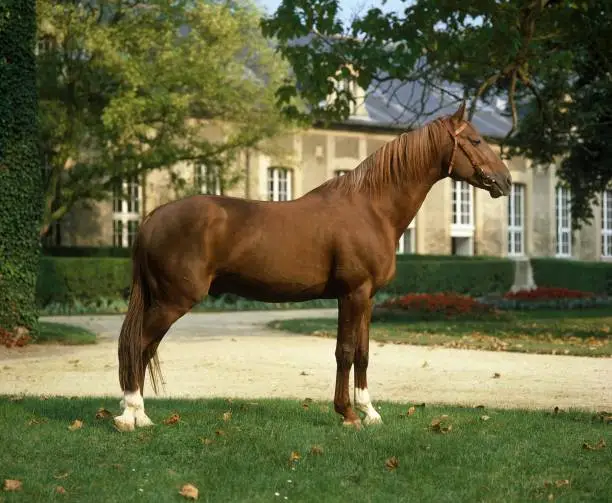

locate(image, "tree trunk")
[[0, 0, 43, 341]]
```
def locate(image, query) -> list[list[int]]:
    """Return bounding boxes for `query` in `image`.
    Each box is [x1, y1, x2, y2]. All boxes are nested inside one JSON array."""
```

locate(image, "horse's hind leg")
[[117, 302, 190, 430]]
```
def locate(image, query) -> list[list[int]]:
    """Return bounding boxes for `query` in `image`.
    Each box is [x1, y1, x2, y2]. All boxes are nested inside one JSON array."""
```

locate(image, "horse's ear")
[[452, 100, 467, 122]]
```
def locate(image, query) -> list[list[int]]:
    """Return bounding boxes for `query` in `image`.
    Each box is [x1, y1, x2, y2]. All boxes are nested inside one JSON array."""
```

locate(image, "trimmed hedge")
[[36, 257, 132, 306], [36, 255, 515, 306], [0, 1, 42, 335], [43, 246, 132, 258], [531, 258, 612, 295], [385, 259, 514, 297]]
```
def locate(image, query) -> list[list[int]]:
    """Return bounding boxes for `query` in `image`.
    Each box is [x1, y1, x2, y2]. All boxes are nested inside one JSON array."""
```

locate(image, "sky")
[[255, 0, 410, 24]]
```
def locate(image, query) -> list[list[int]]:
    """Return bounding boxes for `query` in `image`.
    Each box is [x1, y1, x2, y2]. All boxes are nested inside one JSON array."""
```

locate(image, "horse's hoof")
[[135, 413, 154, 428], [114, 415, 135, 432], [363, 414, 383, 426]]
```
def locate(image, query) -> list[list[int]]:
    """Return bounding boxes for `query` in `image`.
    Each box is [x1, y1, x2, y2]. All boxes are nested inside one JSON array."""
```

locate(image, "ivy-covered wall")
[[0, 1, 43, 336]]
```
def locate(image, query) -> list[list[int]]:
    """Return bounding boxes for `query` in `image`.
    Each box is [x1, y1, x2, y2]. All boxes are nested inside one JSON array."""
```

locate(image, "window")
[[555, 185, 572, 257], [397, 220, 416, 254], [507, 183, 525, 256], [195, 163, 221, 195], [113, 176, 141, 248], [602, 190, 612, 257], [451, 180, 474, 255], [267, 167, 292, 201]]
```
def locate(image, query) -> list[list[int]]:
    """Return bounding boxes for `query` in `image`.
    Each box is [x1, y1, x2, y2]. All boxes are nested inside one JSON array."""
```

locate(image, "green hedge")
[[43, 246, 132, 258], [37, 257, 132, 306], [383, 259, 514, 297], [36, 255, 515, 306], [531, 258, 612, 295]]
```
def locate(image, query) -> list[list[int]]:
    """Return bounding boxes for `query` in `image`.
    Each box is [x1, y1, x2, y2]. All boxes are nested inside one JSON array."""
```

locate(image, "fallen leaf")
[[56, 486, 67, 494], [54, 472, 70, 480], [430, 415, 452, 434], [40, 394, 50, 400], [421, 361, 429, 368], [407, 406, 416, 416], [222, 411, 232, 422], [289, 451, 301, 464], [310, 445, 324, 455], [201, 438, 214, 445], [3, 479, 22, 491], [480, 415, 491, 421], [582, 439, 606, 451], [96, 408, 113, 419], [385, 456, 399, 471], [555, 479, 570, 488], [300, 371, 309, 376], [179, 483, 199, 500], [68, 419, 83, 431], [215, 429, 225, 436], [492, 372, 501, 379], [27, 417, 46, 426], [163, 413, 180, 425]]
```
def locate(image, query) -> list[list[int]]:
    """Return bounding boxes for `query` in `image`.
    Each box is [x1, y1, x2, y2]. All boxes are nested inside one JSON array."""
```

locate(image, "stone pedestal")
[[510, 257, 537, 293]]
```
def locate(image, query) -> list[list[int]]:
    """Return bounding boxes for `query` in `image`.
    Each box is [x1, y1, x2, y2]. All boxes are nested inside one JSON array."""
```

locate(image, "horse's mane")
[[320, 119, 447, 196]]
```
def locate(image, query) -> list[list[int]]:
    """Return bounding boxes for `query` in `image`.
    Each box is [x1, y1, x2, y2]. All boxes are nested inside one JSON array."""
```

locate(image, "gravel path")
[[1, 310, 610, 412]]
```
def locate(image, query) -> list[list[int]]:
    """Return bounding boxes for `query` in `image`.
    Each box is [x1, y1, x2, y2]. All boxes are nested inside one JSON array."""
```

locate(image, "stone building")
[[48, 80, 612, 263]]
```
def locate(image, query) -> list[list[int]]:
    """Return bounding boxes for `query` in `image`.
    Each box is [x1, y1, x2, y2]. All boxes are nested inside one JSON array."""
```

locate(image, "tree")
[[261, 0, 612, 227], [38, 0, 296, 236], [0, 0, 43, 341]]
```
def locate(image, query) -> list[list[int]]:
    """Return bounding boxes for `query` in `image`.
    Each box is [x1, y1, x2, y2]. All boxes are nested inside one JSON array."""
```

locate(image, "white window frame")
[[451, 180, 474, 256], [113, 176, 141, 248], [507, 183, 525, 257], [451, 180, 474, 236], [602, 190, 612, 258], [267, 167, 292, 201], [397, 220, 416, 254], [555, 185, 572, 257], [196, 163, 221, 195]]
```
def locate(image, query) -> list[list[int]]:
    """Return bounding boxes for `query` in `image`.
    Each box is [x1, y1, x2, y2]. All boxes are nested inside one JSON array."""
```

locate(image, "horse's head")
[[441, 101, 512, 198]]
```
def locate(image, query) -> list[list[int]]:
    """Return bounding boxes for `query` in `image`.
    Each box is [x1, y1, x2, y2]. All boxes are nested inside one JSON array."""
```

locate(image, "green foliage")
[[531, 258, 612, 296], [43, 246, 132, 258], [384, 259, 515, 297], [37, 0, 296, 235], [262, 0, 612, 227], [0, 0, 42, 336], [36, 257, 131, 306]]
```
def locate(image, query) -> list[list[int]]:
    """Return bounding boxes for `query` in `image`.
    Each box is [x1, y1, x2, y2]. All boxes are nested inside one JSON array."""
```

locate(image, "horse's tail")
[[118, 234, 160, 393]]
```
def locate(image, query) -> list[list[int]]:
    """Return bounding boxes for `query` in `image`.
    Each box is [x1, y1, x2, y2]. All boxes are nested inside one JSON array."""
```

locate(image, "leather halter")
[[442, 119, 485, 177]]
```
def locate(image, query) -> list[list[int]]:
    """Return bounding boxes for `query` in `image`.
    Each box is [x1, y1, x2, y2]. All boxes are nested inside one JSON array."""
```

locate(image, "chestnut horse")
[[114, 101, 512, 431]]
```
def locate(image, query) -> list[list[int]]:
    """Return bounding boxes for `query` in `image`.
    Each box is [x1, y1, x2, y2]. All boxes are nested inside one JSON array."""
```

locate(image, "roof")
[[285, 34, 513, 139]]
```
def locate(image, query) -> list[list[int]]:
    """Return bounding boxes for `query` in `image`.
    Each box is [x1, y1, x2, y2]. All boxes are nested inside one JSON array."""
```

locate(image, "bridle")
[[440, 118, 496, 188]]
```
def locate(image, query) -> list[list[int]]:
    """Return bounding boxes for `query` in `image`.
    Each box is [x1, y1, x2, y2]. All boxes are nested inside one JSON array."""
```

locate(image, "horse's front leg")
[[353, 297, 382, 425], [334, 286, 371, 429]]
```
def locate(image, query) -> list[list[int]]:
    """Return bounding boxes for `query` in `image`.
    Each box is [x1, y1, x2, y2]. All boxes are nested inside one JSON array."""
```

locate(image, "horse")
[[113, 100, 512, 432]]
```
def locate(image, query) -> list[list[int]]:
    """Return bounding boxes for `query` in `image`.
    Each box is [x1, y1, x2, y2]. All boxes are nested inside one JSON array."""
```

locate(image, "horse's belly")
[[209, 270, 332, 303]]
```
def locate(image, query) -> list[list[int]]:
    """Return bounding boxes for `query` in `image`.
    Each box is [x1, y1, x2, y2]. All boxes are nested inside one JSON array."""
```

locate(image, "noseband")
[[441, 119, 495, 187]]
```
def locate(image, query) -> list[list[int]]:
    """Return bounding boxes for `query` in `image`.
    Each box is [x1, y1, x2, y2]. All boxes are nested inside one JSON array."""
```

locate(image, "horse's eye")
[[469, 137, 481, 146]]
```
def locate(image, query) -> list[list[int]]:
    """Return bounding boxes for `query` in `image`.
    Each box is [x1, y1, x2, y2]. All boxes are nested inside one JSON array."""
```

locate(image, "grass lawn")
[[36, 322, 97, 345], [0, 396, 610, 502], [268, 308, 612, 357]]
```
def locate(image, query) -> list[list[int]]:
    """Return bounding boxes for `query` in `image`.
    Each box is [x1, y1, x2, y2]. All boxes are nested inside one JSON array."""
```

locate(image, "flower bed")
[[377, 292, 500, 319], [480, 286, 611, 311], [504, 287, 594, 300]]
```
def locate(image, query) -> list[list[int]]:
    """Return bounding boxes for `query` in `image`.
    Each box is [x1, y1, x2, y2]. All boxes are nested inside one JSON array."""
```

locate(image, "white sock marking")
[[355, 387, 382, 425], [114, 388, 154, 431]]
